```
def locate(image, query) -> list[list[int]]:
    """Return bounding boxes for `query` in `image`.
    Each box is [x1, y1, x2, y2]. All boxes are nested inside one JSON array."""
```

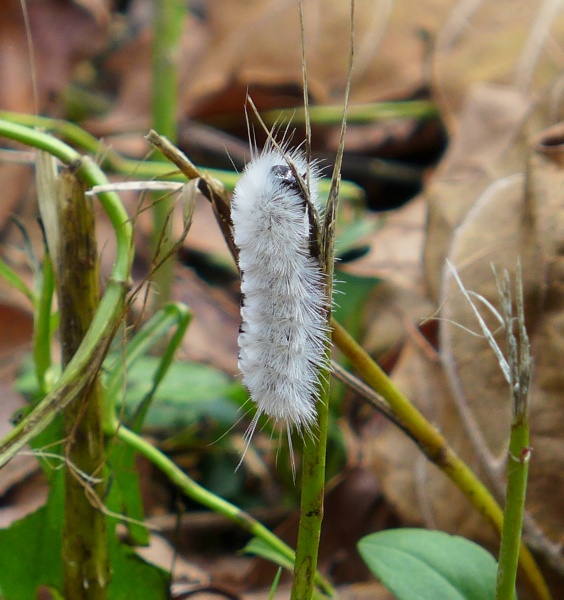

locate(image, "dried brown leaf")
[[435, 0, 564, 114], [424, 84, 534, 299], [366, 121, 564, 586]]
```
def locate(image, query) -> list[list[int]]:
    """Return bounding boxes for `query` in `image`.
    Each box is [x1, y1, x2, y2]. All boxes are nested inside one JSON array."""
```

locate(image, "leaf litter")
[[0, 0, 563, 598]]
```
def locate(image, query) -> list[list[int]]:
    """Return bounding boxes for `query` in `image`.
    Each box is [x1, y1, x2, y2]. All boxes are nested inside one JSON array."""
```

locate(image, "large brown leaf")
[[363, 7, 564, 581], [367, 115, 564, 587]]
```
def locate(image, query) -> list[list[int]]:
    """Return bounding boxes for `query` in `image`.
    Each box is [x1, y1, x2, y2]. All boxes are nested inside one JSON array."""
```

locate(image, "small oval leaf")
[[358, 528, 497, 600]]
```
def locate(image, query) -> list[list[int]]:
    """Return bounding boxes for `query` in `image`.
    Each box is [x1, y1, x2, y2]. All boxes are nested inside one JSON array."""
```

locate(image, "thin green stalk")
[[496, 267, 532, 600], [33, 253, 55, 394], [33, 149, 61, 393], [292, 3, 354, 596], [496, 417, 530, 600], [331, 319, 550, 600], [260, 99, 438, 127], [290, 5, 332, 594], [207, 99, 438, 130], [0, 111, 365, 204], [291, 371, 331, 599], [151, 0, 184, 139], [0, 119, 133, 467], [150, 0, 185, 307], [113, 425, 335, 597]]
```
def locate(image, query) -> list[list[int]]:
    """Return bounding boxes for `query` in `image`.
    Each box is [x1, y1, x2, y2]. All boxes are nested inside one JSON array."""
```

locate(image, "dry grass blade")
[[446, 259, 511, 383]]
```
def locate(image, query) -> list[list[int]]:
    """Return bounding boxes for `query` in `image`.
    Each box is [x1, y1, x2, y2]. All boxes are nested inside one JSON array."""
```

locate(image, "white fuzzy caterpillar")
[[231, 141, 328, 451]]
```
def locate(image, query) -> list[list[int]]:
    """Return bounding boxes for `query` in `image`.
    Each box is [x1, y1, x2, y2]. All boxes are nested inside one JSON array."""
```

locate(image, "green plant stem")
[[0, 111, 365, 204], [151, 0, 183, 140], [290, 9, 353, 592], [495, 267, 532, 600], [150, 0, 185, 307], [0, 119, 133, 468], [291, 373, 331, 599], [331, 318, 551, 600], [260, 99, 439, 127], [496, 416, 530, 600], [113, 425, 335, 597], [56, 168, 109, 598], [33, 253, 55, 394]]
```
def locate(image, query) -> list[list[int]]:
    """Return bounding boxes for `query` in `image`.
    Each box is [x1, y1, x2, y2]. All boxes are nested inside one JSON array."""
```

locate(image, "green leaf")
[[0, 471, 65, 599], [122, 358, 243, 432], [0, 469, 169, 599], [358, 528, 498, 600], [242, 537, 295, 573], [107, 522, 169, 600]]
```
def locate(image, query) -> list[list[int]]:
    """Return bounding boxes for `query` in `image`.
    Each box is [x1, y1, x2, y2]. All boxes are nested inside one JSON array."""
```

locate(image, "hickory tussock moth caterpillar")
[[231, 136, 328, 458]]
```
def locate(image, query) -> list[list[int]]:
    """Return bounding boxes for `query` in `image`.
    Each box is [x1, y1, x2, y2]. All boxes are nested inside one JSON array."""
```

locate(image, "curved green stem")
[[0, 111, 364, 204], [0, 119, 133, 467], [113, 425, 336, 597]]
